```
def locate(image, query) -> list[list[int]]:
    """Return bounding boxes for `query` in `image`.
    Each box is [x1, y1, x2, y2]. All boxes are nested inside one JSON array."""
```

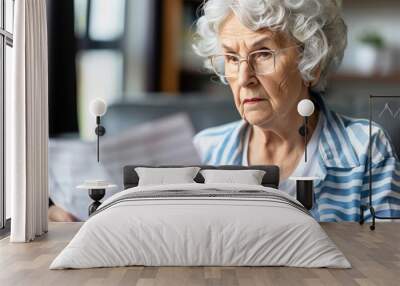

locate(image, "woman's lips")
[[243, 98, 266, 104]]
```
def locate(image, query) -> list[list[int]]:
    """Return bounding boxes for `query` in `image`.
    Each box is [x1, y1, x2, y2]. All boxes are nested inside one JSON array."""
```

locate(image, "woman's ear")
[[310, 65, 322, 86]]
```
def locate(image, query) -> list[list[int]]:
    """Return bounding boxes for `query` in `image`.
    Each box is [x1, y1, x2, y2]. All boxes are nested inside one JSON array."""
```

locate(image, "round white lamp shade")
[[89, 98, 107, 117], [297, 99, 314, 117]]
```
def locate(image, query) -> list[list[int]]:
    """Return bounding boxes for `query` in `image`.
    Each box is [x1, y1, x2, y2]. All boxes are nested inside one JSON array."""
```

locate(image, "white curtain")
[[7, 0, 48, 242]]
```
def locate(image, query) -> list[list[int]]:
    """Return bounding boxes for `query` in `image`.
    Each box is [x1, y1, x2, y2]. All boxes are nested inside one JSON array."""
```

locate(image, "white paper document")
[[49, 113, 201, 220]]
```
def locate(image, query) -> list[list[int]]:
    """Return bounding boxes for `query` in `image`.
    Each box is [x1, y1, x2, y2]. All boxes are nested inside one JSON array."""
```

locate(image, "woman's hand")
[[48, 205, 77, 222]]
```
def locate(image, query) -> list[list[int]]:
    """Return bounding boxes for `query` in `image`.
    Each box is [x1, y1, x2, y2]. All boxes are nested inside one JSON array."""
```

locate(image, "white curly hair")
[[193, 0, 347, 92]]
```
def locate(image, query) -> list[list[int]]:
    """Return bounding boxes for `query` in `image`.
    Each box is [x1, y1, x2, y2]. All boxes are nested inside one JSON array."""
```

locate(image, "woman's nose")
[[237, 61, 258, 87]]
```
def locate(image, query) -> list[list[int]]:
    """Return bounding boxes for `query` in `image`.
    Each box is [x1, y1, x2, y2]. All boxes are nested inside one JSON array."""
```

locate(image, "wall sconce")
[[297, 99, 315, 163], [89, 98, 107, 162]]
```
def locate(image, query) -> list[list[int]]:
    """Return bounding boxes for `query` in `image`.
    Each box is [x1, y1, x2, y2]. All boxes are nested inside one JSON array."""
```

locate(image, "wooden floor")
[[0, 222, 399, 286]]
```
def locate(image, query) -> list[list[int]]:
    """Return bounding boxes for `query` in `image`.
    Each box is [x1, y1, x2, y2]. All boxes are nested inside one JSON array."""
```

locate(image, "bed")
[[50, 165, 350, 269]]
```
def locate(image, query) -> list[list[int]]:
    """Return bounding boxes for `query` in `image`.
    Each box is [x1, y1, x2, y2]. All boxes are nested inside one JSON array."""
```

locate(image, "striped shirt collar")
[[313, 92, 360, 169]]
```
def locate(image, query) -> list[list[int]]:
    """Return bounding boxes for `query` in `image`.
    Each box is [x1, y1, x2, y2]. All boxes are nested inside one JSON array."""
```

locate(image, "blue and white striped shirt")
[[193, 94, 400, 222]]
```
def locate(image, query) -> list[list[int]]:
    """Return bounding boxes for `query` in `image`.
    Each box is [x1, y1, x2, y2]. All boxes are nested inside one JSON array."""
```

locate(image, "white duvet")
[[50, 183, 351, 269]]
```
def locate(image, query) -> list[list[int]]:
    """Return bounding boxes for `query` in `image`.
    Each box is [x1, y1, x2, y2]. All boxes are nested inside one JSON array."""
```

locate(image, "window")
[[0, 0, 14, 231], [74, 0, 126, 140]]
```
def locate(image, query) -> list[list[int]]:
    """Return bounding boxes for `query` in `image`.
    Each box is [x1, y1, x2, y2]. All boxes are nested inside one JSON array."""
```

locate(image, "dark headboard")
[[123, 165, 280, 189]]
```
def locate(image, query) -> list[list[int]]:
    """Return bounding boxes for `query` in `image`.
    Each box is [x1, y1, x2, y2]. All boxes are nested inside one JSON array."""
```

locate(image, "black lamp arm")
[[304, 116, 308, 162], [298, 116, 309, 163], [95, 116, 106, 162]]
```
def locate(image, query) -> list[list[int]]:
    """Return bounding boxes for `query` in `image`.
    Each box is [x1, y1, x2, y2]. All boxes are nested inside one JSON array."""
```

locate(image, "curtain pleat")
[[42, 0, 50, 233], [9, 0, 27, 242], [9, 0, 48, 242]]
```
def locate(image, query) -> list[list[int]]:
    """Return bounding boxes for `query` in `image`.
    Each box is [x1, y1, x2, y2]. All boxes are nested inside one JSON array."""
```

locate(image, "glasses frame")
[[209, 45, 301, 79]]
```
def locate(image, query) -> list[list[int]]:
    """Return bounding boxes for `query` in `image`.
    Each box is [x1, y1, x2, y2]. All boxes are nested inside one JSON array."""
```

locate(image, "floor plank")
[[0, 222, 399, 286]]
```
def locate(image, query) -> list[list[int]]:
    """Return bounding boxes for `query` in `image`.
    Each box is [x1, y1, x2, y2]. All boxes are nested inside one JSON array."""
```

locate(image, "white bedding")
[[50, 183, 351, 269]]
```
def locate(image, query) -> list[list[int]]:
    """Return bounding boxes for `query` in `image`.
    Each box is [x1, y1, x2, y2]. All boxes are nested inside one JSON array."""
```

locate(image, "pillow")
[[135, 167, 201, 186], [200, 169, 266, 185]]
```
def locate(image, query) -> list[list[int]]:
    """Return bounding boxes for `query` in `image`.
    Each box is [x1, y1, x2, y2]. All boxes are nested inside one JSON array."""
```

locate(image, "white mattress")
[[50, 183, 351, 269]]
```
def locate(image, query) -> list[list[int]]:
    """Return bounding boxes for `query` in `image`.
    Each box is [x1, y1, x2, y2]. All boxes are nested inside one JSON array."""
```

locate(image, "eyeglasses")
[[209, 46, 300, 79]]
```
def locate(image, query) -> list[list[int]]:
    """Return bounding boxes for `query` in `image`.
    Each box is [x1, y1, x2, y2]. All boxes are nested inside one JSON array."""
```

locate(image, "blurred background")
[[47, 0, 400, 139], [46, 0, 400, 220]]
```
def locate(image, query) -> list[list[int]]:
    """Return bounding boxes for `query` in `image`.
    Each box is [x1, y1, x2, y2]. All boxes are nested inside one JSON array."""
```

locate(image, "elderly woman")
[[193, 0, 400, 222]]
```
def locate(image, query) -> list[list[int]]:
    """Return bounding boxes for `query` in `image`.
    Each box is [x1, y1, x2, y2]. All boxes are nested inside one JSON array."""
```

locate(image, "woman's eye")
[[225, 55, 239, 64], [254, 51, 272, 61]]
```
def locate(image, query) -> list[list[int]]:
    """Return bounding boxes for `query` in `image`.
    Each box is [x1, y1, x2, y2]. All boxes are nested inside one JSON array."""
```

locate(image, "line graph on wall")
[[372, 97, 400, 160], [360, 95, 400, 230]]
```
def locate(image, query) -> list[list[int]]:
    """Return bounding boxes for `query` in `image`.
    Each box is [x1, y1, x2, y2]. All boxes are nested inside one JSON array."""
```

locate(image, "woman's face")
[[218, 14, 307, 128]]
